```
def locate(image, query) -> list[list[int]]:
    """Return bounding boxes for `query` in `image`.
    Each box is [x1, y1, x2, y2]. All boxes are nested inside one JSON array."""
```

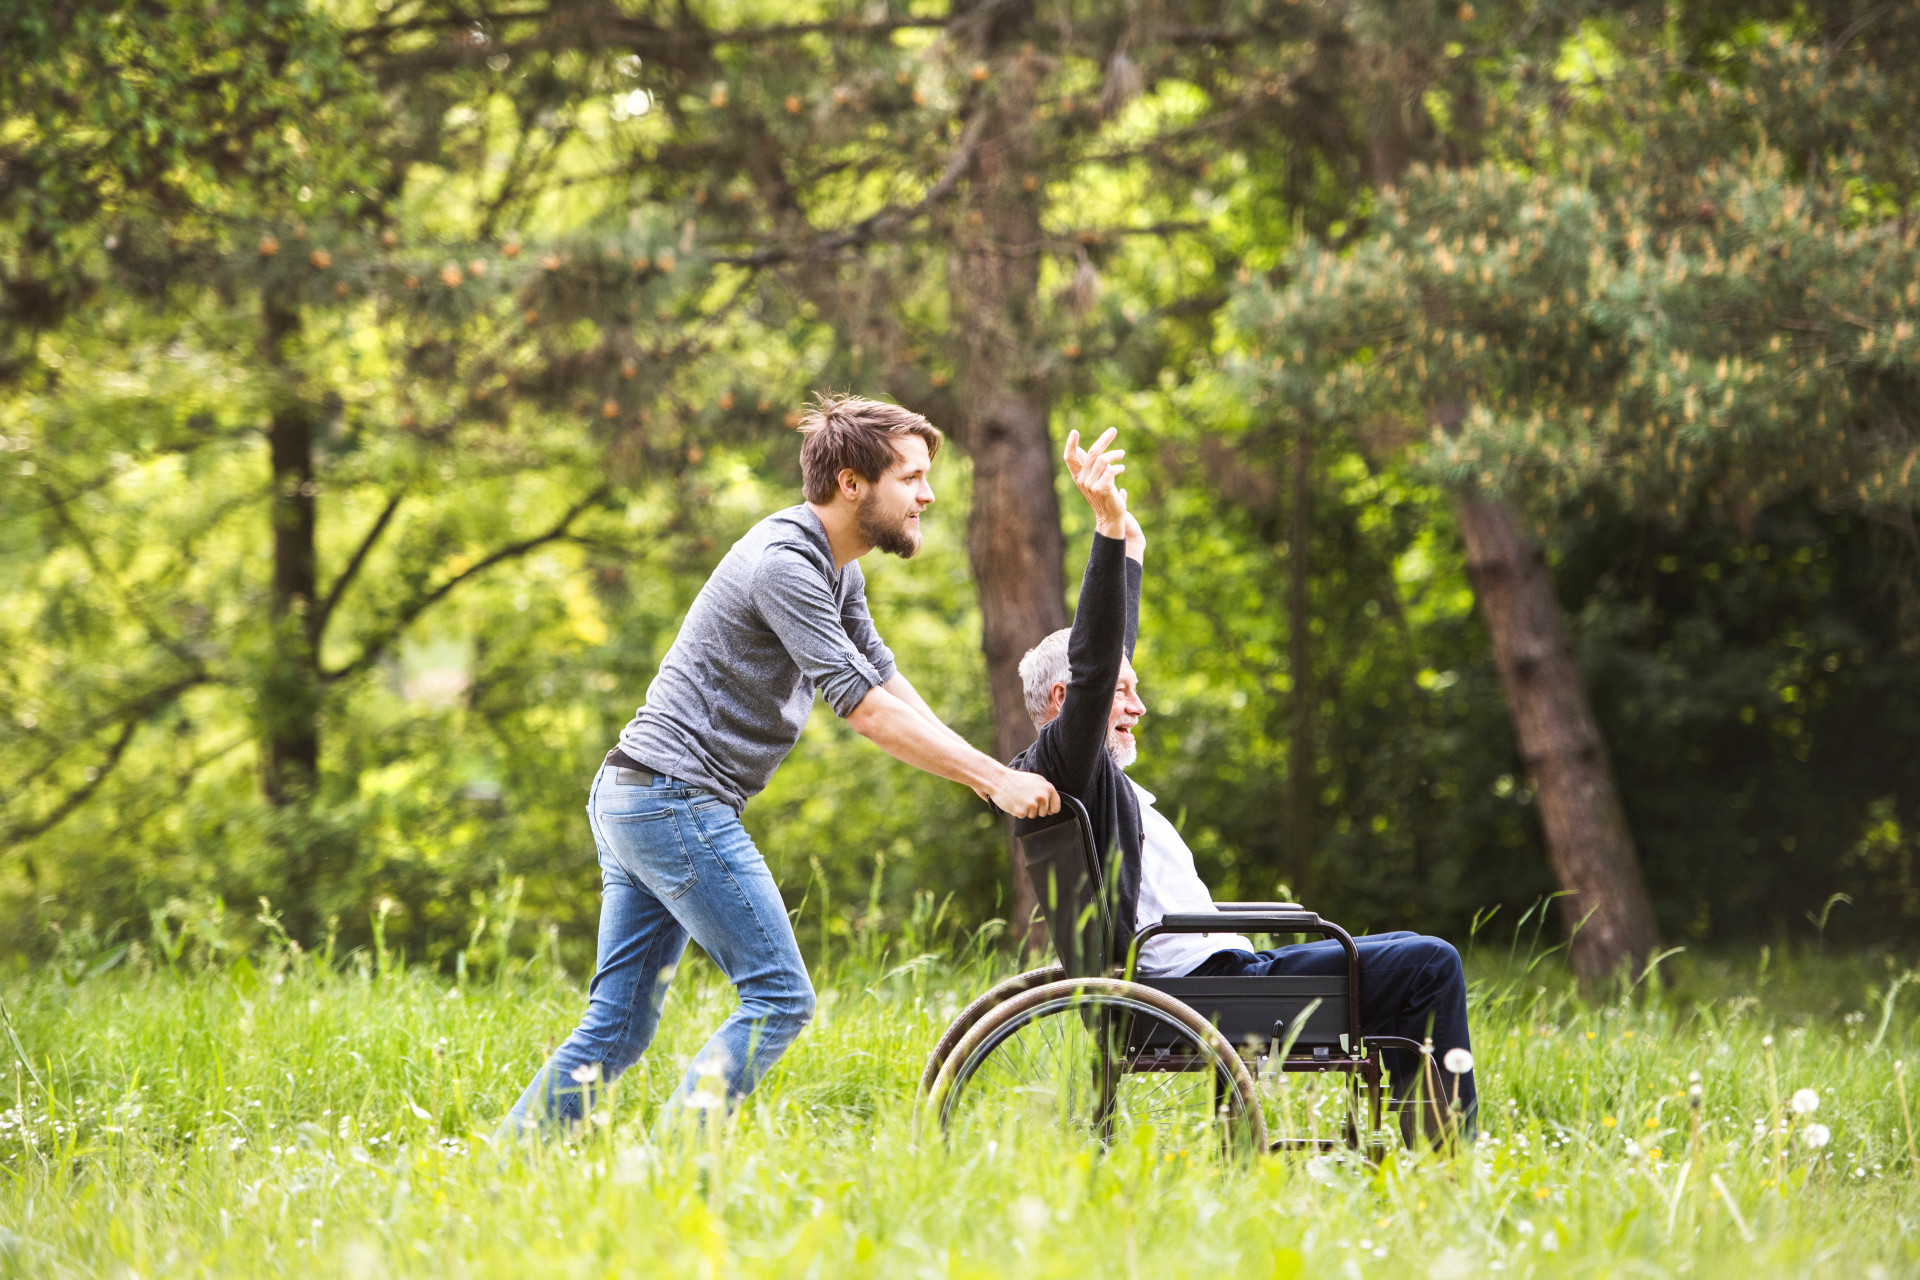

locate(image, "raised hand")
[[1063, 428, 1128, 540]]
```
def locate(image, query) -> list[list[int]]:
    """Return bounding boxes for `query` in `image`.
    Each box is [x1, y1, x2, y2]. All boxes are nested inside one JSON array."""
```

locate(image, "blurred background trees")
[[3, 0, 1917, 981]]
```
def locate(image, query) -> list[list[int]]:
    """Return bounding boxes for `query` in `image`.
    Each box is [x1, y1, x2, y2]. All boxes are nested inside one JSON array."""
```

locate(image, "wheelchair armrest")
[[1212, 901, 1305, 913], [1160, 910, 1320, 932]]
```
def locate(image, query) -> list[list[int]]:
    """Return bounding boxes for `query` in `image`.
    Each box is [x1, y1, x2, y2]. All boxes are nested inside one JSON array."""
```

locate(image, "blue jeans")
[[1194, 930, 1476, 1124], [502, 764, 815, 1133]]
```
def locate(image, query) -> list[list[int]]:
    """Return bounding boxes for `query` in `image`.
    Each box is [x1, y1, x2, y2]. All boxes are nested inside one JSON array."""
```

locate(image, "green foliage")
[[8, 1, 1920, 969], [1231, 12, 1920, 941], [1237, 26, 1920, 525]]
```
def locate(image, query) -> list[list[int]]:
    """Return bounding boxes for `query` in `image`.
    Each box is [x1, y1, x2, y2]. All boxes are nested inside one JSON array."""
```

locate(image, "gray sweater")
[[617, 505, 896, 810]]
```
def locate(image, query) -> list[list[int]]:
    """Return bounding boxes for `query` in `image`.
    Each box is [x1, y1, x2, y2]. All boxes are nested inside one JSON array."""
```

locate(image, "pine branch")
[[1, 673, 210, 844], [314, 490, 406, 641], [320, 484, 609, 683], [707, 109, 988, 268], [355, 6, 952, 71]]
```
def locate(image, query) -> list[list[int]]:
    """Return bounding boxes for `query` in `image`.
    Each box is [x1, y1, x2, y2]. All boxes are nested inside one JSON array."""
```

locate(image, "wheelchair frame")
[[920, 796, 1448, 1155]]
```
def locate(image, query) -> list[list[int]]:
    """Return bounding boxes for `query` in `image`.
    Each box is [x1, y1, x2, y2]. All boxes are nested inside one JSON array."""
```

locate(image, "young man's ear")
[[835, 467, 864, 503]]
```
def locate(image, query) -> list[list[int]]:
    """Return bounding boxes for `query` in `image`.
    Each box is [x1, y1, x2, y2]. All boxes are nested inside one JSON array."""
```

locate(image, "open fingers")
[[1080, 450, 1112, 491], [1062, 429, 1082, 473]]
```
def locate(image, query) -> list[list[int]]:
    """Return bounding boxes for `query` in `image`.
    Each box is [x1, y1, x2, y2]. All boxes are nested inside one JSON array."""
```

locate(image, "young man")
[[504, 396, 1058, 1134], [1013, 426, 1476, 1129]]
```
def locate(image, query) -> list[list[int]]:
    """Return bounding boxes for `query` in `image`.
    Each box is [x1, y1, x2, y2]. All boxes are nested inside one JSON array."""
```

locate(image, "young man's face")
[[854, 433, 935, 558]]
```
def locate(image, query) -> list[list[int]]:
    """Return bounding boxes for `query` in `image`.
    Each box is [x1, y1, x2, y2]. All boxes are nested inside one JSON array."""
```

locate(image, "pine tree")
[[1237, 9, 1920, 982]]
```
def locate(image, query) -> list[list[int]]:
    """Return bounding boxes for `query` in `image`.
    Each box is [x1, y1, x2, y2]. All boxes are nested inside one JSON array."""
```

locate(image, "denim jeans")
[[502, 764, 815, 1133], [1193, 930, 1476, 1124]]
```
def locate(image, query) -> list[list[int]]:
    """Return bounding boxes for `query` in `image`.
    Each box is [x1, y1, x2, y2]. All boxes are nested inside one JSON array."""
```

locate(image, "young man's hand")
[[1063, 428, 1128, 540], [989, 767, 1061, 819]]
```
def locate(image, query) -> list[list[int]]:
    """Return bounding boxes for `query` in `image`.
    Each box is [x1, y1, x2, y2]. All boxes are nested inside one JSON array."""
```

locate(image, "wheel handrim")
[[939, 993, 1254, 1152]]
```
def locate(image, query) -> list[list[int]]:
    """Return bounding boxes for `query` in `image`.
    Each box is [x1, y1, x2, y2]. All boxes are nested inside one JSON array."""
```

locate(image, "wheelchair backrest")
[[1017, 795, 1114, 980]]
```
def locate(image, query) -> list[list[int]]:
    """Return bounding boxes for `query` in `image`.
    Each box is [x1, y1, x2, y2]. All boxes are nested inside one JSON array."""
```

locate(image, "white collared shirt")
[[1130, 779, 1253, 977]]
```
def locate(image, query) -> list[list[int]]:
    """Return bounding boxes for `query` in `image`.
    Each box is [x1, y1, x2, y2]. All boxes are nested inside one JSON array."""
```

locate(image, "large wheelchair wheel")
[[925, 978, 1268, 1155], [918, 964, 1065, 1095]]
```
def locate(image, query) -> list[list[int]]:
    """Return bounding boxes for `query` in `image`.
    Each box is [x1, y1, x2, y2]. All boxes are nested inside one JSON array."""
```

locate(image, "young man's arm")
[[753, 548, 1057, 818], [846, 685, 1056, 815], [880, 673, 995, 799]]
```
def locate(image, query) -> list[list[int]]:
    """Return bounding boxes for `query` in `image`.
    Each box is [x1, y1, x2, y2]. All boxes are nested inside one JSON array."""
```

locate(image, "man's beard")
[[857, 493, 922, 558], [1107, 734, 1137, 769]]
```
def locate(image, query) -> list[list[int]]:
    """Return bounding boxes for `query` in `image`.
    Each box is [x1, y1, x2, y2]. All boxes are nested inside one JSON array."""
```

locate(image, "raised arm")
[[1027, 429, 1133, 798]]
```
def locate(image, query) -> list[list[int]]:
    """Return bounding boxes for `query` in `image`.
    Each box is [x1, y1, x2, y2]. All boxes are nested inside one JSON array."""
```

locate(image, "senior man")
[[504, 395, 1058, 1136], [1012, 426, 1476, 1132]]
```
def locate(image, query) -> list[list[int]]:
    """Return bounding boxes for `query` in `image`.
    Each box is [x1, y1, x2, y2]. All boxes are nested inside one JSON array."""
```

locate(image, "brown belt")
[[604, 747, 660, 786]]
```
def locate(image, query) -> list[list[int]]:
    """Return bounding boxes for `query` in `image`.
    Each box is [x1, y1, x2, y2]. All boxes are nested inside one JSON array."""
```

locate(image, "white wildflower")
[[1444, 1048, 1475, 1075], [1790, 1088, 1820, 1115], [569, 1062, 602, 1084], [1802, 1123, 1830, 1149]]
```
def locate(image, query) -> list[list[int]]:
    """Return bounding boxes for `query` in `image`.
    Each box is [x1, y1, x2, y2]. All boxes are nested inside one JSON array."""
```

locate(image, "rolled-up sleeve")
[[840, 563, 897, 687], [754, 549, 888, 718]]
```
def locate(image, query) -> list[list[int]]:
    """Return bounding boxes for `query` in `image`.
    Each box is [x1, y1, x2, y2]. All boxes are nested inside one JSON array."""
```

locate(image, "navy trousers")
[[1192, 930, 1476, 1123]]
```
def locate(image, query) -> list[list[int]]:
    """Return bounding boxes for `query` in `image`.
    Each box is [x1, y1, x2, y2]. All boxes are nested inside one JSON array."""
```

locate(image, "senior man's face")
[[1045, 657, 1147, 766], [1107, 661, 1146, 766]]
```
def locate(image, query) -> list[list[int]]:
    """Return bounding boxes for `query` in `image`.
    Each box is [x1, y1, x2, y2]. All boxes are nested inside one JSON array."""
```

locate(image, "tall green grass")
[[1, 911, 1916, 1277]]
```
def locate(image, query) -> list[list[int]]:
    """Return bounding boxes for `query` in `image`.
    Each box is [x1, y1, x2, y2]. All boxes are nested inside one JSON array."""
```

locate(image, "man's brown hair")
[[796, 394, 942, 504]]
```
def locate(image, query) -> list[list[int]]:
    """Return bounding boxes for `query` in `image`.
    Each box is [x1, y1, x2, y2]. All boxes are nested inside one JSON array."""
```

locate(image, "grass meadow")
[[1, 907, 1917, 1279]]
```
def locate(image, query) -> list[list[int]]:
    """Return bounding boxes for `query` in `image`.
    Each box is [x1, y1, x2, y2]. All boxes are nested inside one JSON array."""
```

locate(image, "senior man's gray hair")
[[1018, 627, 1074, 729]]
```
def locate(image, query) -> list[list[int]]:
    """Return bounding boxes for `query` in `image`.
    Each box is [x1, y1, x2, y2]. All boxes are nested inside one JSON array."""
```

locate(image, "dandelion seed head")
[[1790, 1088, 1820, 1115], [1802, 1122, 1830, 1148], [1444, 1048, 1475, 1075], [569, 1063, 602, 1084]]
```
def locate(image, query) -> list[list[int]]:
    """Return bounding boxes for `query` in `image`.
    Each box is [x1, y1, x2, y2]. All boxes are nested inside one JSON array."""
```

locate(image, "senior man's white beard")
[[1108, 735, 1137, 769]]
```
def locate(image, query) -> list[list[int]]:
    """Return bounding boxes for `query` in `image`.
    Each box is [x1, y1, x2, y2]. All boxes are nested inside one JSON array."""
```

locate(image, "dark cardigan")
[[1011, 532, 1146, 944]]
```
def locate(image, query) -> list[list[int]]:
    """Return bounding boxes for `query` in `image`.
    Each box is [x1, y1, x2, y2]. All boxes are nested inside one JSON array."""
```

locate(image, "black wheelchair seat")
[[1136, 975, 1352, 1053]]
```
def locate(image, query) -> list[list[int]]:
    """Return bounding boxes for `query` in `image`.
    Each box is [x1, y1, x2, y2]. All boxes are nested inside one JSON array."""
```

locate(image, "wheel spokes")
[[943, 995, 1246, 1150]]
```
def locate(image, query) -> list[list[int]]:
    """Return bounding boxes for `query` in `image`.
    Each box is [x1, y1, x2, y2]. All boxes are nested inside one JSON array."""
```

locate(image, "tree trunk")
[[950, 43, 1066, 953], [1364, 74, 1660, 986], [1453, 492, 1660, 987], [1286, 424, 1314, 901], [260, 294, 321, 809]]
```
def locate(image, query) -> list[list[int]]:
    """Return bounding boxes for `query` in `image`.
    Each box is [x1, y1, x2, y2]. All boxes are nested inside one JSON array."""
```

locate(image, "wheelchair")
[[920, 797, 1448, 1156]]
